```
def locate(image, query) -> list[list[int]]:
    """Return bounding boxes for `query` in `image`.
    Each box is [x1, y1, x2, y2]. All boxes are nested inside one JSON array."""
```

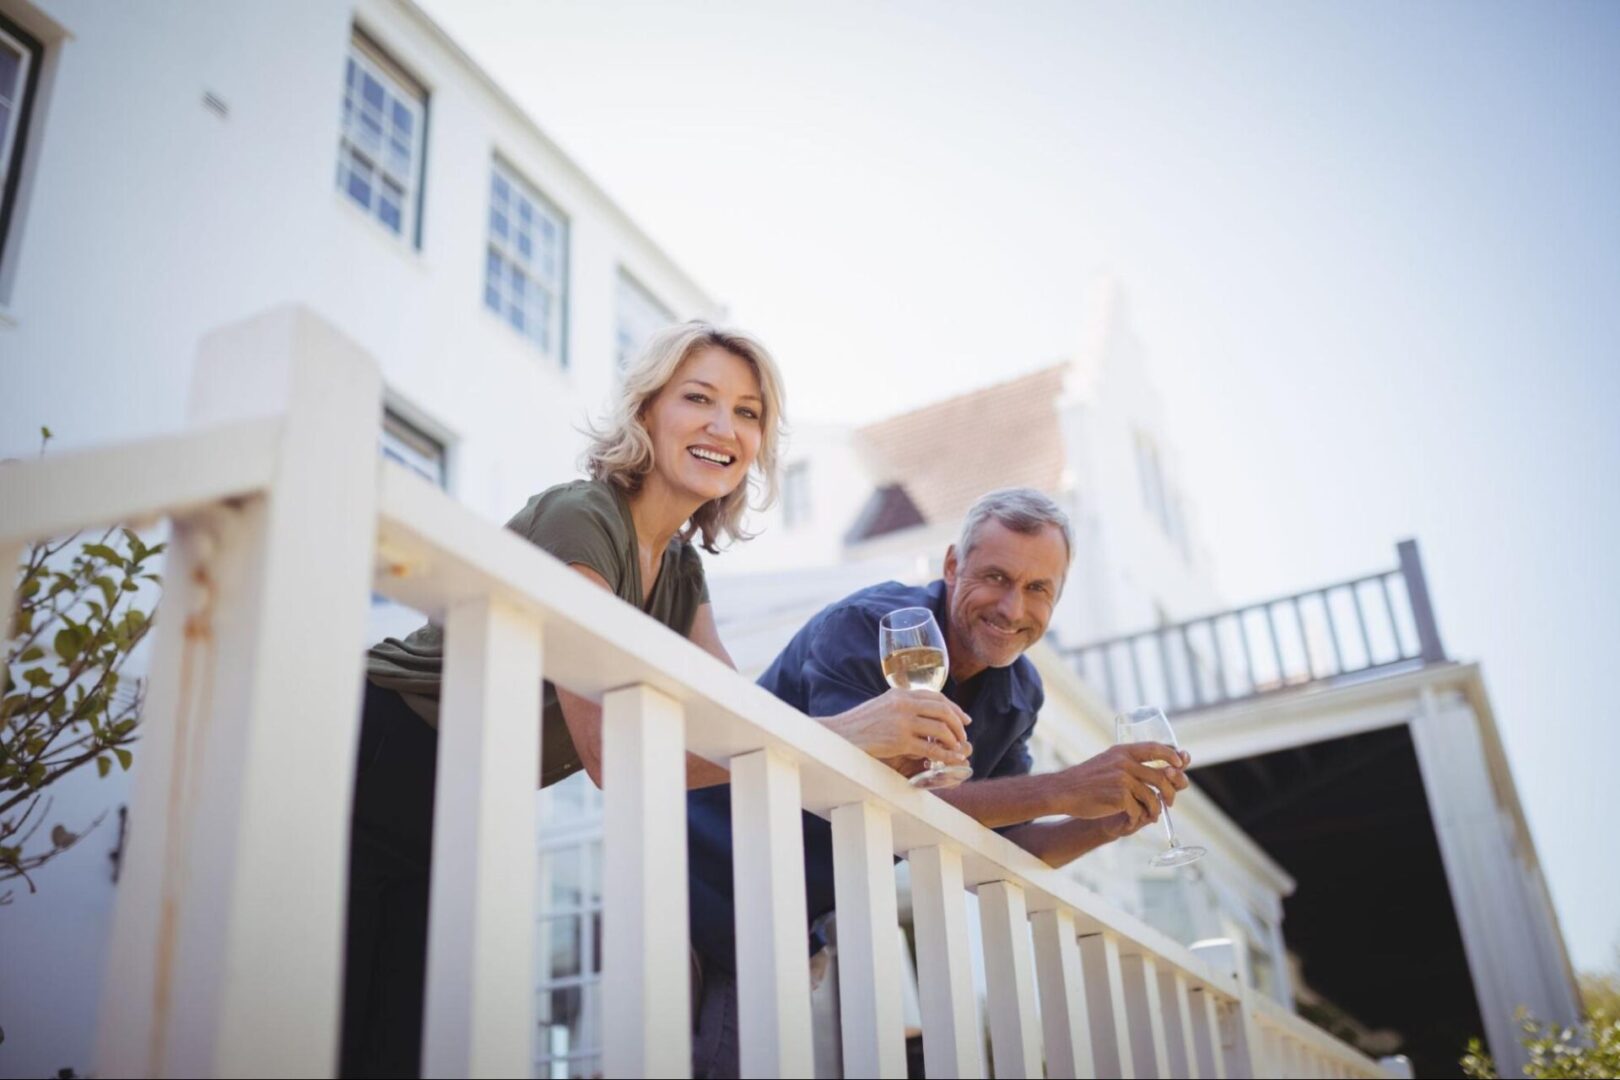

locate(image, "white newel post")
[[95, 307, 381, 1078], [909, 844, 982, 1079], [602, 684, 692, 1078], [1078, 933, 1134, 1078], [978, 881, 1043, 1079], [730, 749, 815, 1078], [831, 801, 908, 1079], [1187, 988, 1226, 1079], [1119, 953, 1171, 1079], [422, 598, 543, 1078], [1031, 908, 1096, 1079]]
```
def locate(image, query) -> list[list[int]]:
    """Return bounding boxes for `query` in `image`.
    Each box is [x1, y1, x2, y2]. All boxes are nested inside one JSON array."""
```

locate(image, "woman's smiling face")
[[641, 345, 764, 506]]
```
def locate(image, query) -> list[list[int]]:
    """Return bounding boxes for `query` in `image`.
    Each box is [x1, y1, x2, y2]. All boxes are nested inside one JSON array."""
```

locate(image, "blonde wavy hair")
[[582, 320, 786, 553]]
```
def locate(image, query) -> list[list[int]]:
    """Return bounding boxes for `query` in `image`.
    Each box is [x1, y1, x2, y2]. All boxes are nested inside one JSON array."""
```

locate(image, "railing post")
[[909, 844, 982, 1079], [730, 749, 815, 1078], [602, 684, 691, 1078], [1078, 932, 1134, 1078], [1119, 953, 1171, 1078], [1157, 970, 1199, 1078], [1031, 908, 1095, 1079], [1396, 540, 1446, 662], [831, 802, 907, 1078], [1188, 987, 1226, 1079], [94, 307, 380, 1078], [978, 881, 1043, 1079], [421, 598, 543, 1078]]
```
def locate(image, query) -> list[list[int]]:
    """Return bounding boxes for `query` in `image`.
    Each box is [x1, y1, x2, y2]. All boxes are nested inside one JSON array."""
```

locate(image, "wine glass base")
[[1151, 844, 1208, 868], [909, 762, 974, 790]]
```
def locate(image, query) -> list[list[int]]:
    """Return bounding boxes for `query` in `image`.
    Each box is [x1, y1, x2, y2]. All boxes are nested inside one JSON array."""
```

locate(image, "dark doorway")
[[1194, 723, 1485, 1079]]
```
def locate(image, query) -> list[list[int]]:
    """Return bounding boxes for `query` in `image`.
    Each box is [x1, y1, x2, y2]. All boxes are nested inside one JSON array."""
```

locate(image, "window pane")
[[544, 847, 584, 910], [391, 99, 412, 137], [546, 917, 581, 979], [0, 42, 20, 97], [345, 154, 373, 207], [361, 72, 385, 110]]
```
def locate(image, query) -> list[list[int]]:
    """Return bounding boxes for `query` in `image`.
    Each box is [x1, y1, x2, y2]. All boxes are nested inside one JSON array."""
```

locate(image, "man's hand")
[[1045, 743, 1191, 825], [826, 689, 972, 770]]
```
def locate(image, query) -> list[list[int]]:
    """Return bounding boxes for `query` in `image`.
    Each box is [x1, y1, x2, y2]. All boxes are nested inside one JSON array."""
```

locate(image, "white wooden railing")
[[1, 307, 1401, 1078]]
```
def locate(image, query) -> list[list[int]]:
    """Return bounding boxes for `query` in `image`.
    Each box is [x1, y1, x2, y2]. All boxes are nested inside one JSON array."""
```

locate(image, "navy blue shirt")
[[686, 579, 1044, 972]]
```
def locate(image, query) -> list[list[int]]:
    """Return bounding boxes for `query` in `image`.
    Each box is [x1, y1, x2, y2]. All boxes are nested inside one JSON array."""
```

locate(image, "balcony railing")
[[1063, 542, 1448, 717], [2, 307, 1398, 1078]]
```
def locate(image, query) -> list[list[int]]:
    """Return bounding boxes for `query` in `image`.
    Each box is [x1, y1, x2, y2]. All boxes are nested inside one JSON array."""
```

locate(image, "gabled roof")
[[855, 365, 1068, 530], [844, 483, 928, 543]]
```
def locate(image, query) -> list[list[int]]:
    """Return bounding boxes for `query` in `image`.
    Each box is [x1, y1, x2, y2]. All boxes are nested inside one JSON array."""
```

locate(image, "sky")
[[415, 0, 1620, 971]]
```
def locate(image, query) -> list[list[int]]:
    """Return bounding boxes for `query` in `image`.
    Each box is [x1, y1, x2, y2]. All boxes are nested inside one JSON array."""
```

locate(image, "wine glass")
[[878, 607, 972, 790], [1115, 706, 1206, 867]]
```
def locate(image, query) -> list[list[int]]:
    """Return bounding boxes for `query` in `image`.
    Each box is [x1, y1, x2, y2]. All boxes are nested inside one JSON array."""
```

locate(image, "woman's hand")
[[827, 689, 972, 770]]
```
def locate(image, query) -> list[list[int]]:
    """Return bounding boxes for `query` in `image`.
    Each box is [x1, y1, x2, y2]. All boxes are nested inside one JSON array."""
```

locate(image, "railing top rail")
[[1250, 991, 1387, 1072], [1059, 567, 1407, 657], [370, 462, 1236, 995]]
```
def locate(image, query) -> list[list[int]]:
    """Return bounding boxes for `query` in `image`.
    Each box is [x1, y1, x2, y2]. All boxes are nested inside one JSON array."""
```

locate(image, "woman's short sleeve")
[[506, 482, 629, 595]]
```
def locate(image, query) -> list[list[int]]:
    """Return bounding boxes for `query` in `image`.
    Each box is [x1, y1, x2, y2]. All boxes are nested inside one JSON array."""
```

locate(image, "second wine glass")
[[1115, 705, 1207, 867], [878, 606, 972, 790]]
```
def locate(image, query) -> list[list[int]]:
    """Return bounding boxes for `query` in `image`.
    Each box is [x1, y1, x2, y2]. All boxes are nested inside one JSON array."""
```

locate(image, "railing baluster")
[[832, 803, 908, 1078], [1379, 573, 1404, 660], [1182, 625, 1204, 708], [602, 684, 692, 1078], [1129, 637, 1148, 708], [1078, 933, 1134, 1078], [1263, 603, 1286, 687], [1120, 953, 1172, 1078], [1155, 628, 1177, 709], [978, 882, 1043, 1078], [424, 597, 544, 1078], [1031, 908, 1095, 1079], [1100, 644, 1119, 713], [909, 845, 982, 1079], [1188, 988, 1225, 1079], [730, 749, 815, 1078], [1321, 589, 1346, 675], [1216, 997, 1257, 1079], [1156, 970, 1199, 1078], [1398, 538, 1447, 662], [1207, 617, 1231, 703], [1238, 608, 1259, 697], [1351, 581, 1375, 669], [1292, 597, 1313, 679]]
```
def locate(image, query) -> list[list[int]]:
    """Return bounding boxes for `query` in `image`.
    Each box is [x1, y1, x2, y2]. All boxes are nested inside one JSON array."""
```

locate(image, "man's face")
[[943, 520, 1069, 678]]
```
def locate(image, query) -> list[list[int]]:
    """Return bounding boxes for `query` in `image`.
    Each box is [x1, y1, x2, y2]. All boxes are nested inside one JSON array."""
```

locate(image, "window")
[[0, 12, 43, 270], [336, 30, 427, 243], [484, 159, 569, 365], [1134, 430, 1175, 541], [782, 461, 811, 528], [536, 776, 605, 1078], [380, 408, 447, 487], [615, 270, 674, 371]]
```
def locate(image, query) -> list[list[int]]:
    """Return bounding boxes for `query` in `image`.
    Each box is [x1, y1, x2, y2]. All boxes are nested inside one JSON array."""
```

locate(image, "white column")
[[909, 844, 981, 1080], [602, 684, 692, 1078], [1155, 970, 1198, 1079], [1119, 953, 1171, 1079], [978, 881, 1043, 1079], [421, 599, 543, 1078], [1078, 933, 1133, 1078], [730, 749, 815, 1079], [96, 306, 380, 1078], [831, 802, 907, 1079], [1031, 908, 1096, 1079]]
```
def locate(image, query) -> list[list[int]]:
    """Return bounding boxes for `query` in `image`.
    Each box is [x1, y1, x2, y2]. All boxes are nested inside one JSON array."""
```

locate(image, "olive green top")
[[365, 478, 710, 787]]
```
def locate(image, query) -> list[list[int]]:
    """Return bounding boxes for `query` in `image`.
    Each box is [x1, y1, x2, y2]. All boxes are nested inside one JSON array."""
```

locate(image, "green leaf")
[[40, 425, 52, 439], [114, 747, 133, 771], [18, 575, 40, 599], [96, 756, 111, 778], [148, 543, 167, 557], [87, 600, 104, 621], [47, 695, 65, 721], [17, 646, 44, 663], [112, 718, 136, 737], [81, 543, 125, 568], [95, 575, 118, 607], [22, 668, 52, 689], [122, 610, 147, 637], [122, 580, 139, 592], [120, 528, 148, 561], [53, 626, 82, 663], [25, 762, 45, 786]]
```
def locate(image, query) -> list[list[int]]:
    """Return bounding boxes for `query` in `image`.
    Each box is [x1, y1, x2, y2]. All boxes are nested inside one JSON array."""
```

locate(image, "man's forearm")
[[933, 772, 1061, 828], [1001, 814, 1128, 868]]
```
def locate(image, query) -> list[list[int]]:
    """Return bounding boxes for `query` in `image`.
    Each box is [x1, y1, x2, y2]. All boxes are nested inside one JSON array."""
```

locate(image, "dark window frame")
[[0, 10, 44, 272]]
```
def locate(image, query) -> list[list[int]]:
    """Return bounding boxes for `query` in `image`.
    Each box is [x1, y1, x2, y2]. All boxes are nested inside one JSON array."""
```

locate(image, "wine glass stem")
[[1158, 796, 1180, 849]]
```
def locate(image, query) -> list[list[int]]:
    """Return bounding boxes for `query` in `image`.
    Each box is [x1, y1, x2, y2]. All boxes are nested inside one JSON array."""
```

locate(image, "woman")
[[340, 322, 969, 1077]]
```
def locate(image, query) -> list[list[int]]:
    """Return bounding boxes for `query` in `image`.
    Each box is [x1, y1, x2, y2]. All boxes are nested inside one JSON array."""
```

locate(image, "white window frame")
[[614, 268, 674, 371], [485, 158, 570, 366], [336, 29, 427, 245], [0, 12, 42, 270]]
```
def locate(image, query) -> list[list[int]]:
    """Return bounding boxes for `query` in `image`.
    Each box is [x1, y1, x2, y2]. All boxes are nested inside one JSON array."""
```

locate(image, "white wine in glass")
[[1115, 705, 1207, 868], [878, 607, 972, 790]]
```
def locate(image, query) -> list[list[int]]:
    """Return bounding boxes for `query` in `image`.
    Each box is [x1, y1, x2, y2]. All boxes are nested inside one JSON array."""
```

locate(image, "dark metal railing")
[[1062, 540, 1447, 716]]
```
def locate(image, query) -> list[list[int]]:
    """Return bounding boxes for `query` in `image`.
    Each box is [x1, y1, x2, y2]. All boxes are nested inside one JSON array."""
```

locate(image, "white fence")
[[1, 307, 1400, 1078]]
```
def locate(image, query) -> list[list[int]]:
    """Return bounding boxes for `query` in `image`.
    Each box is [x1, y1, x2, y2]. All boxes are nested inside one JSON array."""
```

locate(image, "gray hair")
[[956, 487, 1074, 566]]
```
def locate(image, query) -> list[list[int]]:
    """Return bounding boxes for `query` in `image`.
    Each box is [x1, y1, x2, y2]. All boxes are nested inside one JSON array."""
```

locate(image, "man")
[[686, 488, 1190, 1077]]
